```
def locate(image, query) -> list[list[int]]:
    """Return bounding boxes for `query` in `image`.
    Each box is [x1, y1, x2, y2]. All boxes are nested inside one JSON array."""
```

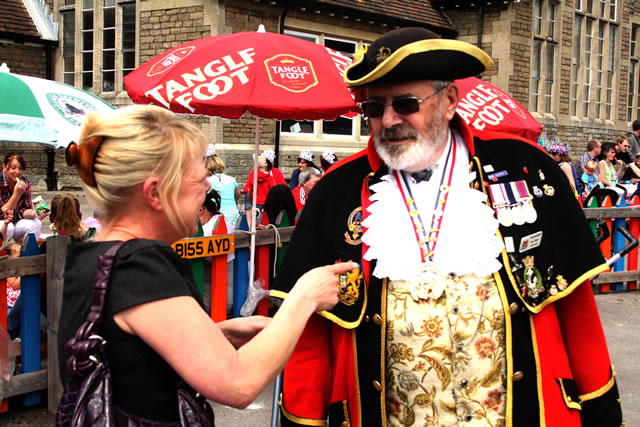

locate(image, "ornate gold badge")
[[344, 206, 363, 245], [375, 46, 392, 64], [337, 265, 362, 306]]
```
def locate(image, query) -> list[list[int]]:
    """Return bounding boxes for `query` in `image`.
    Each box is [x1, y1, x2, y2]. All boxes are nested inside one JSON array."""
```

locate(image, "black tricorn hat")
[[344, 27, 494, 87]]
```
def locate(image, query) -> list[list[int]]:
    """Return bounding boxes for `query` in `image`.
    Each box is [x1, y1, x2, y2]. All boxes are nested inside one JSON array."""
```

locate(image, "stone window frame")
[[570, 0, 618, 121], [628, 24, 640, 122], [279, 29, 367, 141], [530, 0, 558, 115], [56, 0, 137, 96]]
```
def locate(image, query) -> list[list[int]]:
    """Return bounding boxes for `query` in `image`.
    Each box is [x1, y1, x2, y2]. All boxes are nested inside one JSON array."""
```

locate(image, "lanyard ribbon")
[[394, 134, 457, 263]]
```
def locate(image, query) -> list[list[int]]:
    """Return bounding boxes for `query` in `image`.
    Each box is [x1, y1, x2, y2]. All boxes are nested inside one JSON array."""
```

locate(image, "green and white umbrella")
[[0, 63, 115, 148]]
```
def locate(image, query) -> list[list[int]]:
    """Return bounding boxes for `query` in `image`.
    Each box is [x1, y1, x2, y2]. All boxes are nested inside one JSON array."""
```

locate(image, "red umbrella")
[[455, 76, 543, 144], [124, 28, 356, 120], [124, 26, 357, 300]]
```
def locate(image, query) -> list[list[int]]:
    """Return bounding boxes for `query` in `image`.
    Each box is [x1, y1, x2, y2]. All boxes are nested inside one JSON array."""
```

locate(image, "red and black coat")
[[272, 116, 623, 427]]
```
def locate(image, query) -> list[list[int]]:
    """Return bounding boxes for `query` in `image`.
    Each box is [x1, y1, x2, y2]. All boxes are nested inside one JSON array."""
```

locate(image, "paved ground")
[[0, 191, 637, 425]]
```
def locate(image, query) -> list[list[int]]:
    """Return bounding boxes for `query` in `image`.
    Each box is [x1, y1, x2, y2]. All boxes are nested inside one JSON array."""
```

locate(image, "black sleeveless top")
[[58, 239, 205, 422]]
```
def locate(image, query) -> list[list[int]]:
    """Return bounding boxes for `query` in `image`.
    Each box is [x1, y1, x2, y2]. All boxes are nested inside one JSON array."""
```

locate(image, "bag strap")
[[85, 242, 124, 323], [65, 241, 125, 377]]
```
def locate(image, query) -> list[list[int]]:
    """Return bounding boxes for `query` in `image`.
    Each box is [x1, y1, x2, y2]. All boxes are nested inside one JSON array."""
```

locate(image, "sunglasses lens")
[[392, 98, 420, 115], [362, 101, 385, 118]]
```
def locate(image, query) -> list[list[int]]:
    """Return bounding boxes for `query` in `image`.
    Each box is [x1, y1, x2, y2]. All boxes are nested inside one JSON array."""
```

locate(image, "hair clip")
[[65, 136, 106, 187]]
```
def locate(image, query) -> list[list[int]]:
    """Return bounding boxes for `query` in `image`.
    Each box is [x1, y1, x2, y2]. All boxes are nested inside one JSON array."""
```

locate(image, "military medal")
[[532, 185, 544, 198], [556, 275, 567, 291], [394, 134, 457, 302], [410, 263, 445, 300], [543, 184, 555, 196], [512, 204, 525, 226], [497, 207, 513, 227], [522, 255, 545, 298], [489, 182, 513, 227]]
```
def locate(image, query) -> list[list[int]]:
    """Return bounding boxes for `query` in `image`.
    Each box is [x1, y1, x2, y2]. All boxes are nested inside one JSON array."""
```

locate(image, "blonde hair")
[[206, 156, 225, 175], [77, 105, 206, 235], [585, 159, 598, 173]]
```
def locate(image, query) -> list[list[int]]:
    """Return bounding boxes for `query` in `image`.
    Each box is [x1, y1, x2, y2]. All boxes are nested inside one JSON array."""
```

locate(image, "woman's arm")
[[599, 161, 612, 186], [628, 162, 640, 180], [114, 261, 357, 408], [560, 163, 577, 190], [1, 179, 26, 215]]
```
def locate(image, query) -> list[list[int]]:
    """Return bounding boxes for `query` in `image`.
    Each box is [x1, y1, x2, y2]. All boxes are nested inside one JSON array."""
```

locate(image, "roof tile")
[[310, 0, 454, 33], [0, 0, 40, 38]]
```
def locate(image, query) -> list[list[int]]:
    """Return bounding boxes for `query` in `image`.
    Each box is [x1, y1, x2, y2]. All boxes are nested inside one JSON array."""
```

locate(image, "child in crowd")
[[49, 193, 88, 240], [581, 160, 603, 197], [6, 240, 22, 339]]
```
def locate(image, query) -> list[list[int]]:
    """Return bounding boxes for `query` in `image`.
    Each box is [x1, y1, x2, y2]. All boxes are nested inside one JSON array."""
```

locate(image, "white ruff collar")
[[362, 130, 504, 281]]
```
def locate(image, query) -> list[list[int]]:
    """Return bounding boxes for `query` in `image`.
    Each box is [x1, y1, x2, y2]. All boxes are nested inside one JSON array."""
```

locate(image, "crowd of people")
[[550, 132, 640, 203], [1, 26, 629, 427]]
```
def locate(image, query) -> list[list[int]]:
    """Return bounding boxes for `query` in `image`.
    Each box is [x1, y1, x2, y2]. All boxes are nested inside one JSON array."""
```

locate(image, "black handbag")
[[56, 242, 215, 426]]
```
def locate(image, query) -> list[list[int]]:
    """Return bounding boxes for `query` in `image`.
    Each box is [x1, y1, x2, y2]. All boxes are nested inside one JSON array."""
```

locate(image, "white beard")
[[373, 108, 449, 172]]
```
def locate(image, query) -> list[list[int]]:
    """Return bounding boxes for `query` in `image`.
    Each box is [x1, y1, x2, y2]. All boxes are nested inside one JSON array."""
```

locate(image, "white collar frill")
[[361, 141, 504, 281]]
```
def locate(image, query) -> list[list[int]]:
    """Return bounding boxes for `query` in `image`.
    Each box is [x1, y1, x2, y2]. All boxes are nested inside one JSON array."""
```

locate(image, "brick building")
[[2, 0, 640, 190], [0, 0, 59, 190]]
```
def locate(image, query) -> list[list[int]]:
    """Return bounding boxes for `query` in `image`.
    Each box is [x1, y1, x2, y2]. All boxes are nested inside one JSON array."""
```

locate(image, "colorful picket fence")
[[584, 194, 640, 293], [0, 211, 294, 415], [1, 200, 639, 416]]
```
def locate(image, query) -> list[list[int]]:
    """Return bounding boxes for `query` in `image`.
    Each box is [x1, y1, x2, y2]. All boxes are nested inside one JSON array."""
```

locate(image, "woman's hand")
[[218, 316, 271, 348], [13, 179, 26, 196], [288, 262, 359, 313]]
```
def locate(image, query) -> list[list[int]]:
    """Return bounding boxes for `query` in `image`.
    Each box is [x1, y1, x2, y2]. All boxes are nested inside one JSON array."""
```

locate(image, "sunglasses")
[[360, 86, 446, 118]]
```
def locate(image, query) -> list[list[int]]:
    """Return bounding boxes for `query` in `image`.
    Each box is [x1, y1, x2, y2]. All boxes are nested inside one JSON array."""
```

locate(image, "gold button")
[[364, 315, 370, 323], [567, 396, 572, 402], [342, 422, 348, 427], [373, 314, 382, 326], [473, 181, 480, 189], [509, 302, 519, 314], [373, 380, 382, 391], [512, 371, 524, 382]]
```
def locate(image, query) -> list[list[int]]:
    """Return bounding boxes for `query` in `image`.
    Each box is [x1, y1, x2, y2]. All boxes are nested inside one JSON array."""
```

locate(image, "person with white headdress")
[[289, 148, 316, 190], [244, 156, 276, 222], [320, 149, 338, 173], [262, 149, 286, 185]]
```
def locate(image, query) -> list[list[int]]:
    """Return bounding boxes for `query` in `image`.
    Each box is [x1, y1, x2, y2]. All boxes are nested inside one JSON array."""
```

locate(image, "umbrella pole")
[[248, 117, 260, 304]]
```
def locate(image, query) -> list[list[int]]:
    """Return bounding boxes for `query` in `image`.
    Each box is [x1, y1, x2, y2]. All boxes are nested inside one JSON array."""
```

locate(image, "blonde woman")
[[58, 105, 356, 423], [206, 155, 240, 226]]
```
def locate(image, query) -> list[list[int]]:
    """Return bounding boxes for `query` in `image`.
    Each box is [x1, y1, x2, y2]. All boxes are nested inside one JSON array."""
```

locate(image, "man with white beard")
[[273, 27, 622, 427]]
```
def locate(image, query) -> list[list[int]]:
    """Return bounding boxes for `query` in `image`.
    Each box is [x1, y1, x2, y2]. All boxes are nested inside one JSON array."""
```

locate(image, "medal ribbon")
[[394, 134, 457, 263]]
